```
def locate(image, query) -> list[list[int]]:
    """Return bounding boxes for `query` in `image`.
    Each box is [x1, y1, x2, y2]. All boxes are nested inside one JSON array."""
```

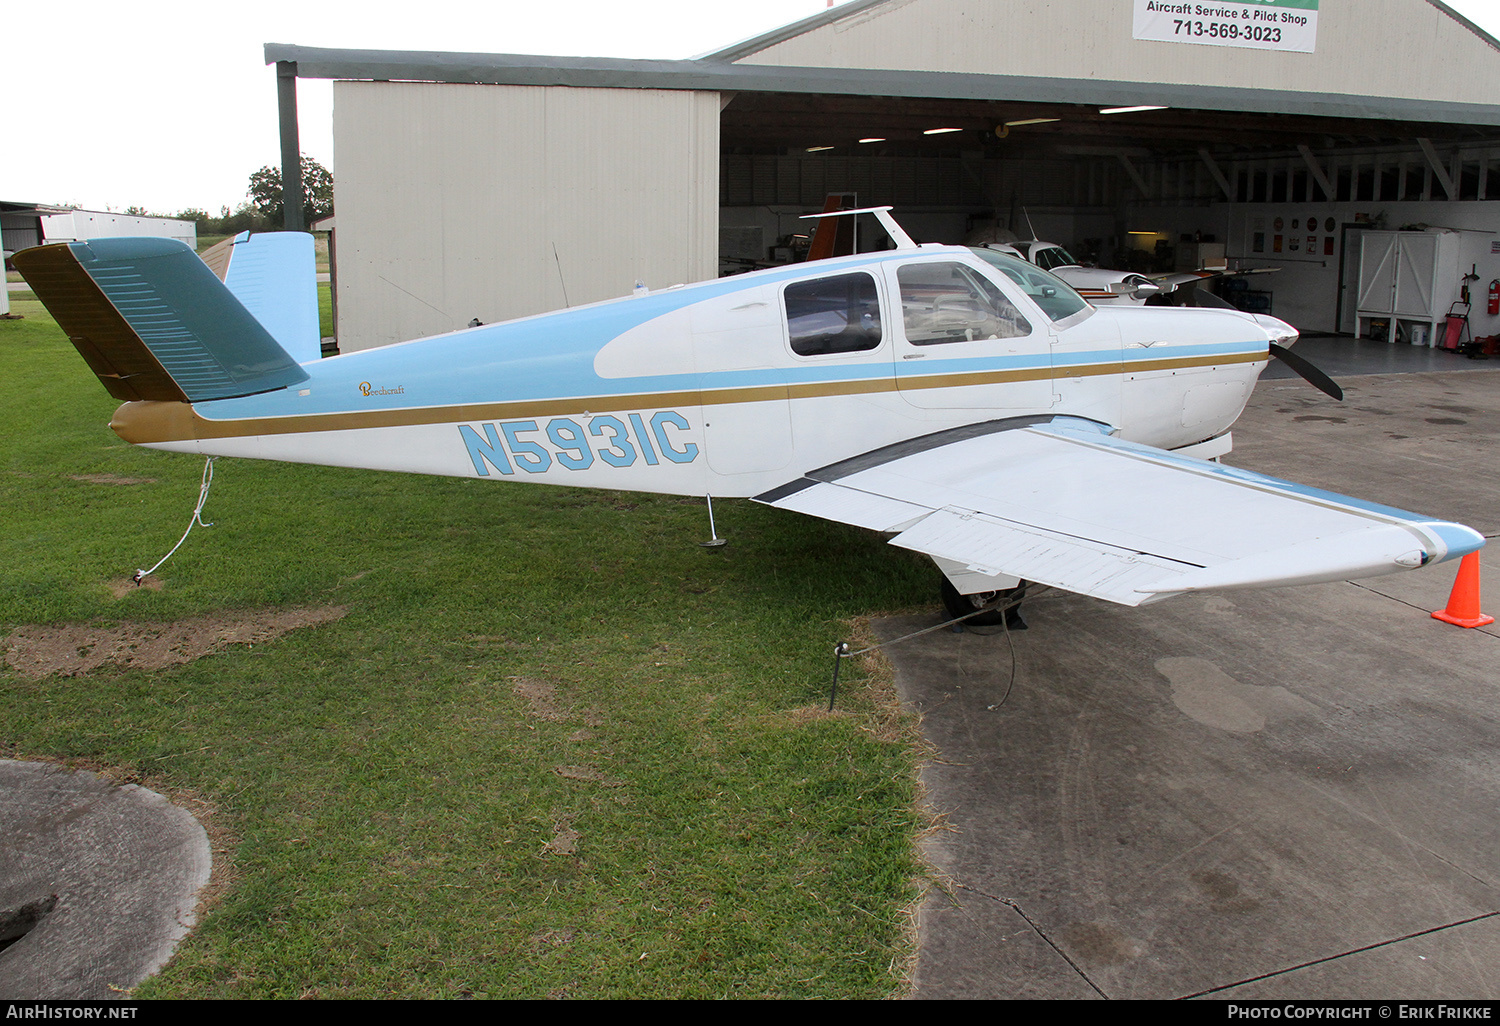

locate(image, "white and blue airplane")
[[14, 207, 1483, 625]]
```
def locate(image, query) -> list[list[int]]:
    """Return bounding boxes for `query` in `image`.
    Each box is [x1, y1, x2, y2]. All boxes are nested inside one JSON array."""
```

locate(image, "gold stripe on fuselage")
[[111, 351, 1267, 444]]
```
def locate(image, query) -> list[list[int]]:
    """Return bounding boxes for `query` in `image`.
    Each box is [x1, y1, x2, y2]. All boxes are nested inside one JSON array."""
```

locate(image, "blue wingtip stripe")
[[1428, 523, 1486, 563]]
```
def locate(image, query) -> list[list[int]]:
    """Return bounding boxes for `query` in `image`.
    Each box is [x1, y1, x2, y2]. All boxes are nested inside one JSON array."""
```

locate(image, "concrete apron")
[[888, 369, 1500, 999], [0, 762, 211, 1000]]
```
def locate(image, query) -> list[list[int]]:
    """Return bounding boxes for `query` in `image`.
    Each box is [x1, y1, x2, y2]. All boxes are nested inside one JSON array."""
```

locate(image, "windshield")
[[1033, 246, 1079, 271], [968, 248, 1091, 322]]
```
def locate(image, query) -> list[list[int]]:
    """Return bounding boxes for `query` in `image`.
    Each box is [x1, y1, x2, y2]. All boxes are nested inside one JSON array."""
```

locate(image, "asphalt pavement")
[[893, 363, 1500, 999]]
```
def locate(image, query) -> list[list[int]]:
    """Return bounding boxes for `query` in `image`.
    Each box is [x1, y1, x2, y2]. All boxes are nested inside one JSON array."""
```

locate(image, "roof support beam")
[[1198, 148, 1235, 201], [1418, 137, 1458, 199], [276, 60, 305, 231], [1057, 145, 1153, 158], [1296, 144, 1336, 201], [1117, 154, 1151, 199]]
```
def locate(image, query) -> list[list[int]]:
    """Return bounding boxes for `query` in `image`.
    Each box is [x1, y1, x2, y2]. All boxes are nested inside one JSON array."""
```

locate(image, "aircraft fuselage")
[[111, 245, 1273, 498]]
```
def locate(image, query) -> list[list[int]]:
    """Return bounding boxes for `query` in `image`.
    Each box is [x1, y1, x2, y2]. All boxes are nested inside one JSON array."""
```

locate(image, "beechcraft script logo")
[[358, 382, 406, 396]]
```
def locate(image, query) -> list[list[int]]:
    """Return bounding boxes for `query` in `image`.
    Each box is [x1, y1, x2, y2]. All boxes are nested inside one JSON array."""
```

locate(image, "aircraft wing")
[[753, 417, 1482, 607], [1151, 267, 1280, 292]]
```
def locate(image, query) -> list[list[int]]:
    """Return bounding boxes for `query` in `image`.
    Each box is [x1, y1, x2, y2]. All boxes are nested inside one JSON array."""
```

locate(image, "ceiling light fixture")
[[1128, 230, 1160, 235], [1005, 118, 1061, 127], [1099, 105, 1168, 115], [922, 127, 963, 135], [806, 145, 835, 152], [858, 137, 886, 143]]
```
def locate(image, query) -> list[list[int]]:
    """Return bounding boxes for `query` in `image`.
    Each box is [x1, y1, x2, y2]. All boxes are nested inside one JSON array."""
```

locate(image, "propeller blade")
[[1270, 342, 1343, 401]]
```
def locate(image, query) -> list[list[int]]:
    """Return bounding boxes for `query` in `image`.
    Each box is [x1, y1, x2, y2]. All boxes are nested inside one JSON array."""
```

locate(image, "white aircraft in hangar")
[[980, 239, 1276, 308], [14, 207, 1482, 626]]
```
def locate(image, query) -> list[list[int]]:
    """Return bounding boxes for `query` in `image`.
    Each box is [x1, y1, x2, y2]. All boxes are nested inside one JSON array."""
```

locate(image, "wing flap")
[[888, 507, 1194, 606], [763, 479, 928, 533], [754, 418, 1484, 606]]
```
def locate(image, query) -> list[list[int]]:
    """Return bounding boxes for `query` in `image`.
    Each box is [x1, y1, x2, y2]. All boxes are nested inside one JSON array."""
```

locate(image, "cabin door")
[[886, 259, 1053, 412]]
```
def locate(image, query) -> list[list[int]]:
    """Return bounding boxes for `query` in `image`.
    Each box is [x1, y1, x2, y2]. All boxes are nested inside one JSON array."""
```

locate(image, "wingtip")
[[1426, 521, 1486, 564]]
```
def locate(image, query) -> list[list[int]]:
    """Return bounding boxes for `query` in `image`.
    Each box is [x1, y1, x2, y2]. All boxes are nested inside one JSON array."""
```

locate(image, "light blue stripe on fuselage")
[[189, 248, 1264, 422], [195, 253, 916, 420], [1115, 340, 1265, 365]]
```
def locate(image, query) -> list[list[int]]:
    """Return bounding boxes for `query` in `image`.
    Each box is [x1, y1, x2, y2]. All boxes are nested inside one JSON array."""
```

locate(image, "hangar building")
[[266, 0, 1500, 353]]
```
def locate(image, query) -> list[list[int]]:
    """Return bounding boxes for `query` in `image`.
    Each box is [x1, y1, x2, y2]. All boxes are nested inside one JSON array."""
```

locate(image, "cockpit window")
[[968, 248, 1091, 322], [897, 261, 1032, 345], [784, 272, 883, 356], [1032, 246, 1079, 271]]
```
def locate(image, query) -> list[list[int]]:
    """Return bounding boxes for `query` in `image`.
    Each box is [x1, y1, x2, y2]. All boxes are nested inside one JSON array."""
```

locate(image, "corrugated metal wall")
[[332, 81, 719, 351], [735, 0, 1500, 108], [0, 213, 42, 254]]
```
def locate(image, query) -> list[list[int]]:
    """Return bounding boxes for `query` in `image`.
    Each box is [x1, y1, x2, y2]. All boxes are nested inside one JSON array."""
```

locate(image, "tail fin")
[[201, 231, 322, 364], [805, 192, 858, 262], [13, 237, 309, 403]]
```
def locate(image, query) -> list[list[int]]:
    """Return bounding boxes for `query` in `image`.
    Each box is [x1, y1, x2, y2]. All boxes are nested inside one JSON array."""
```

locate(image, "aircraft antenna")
[[378, 274, 452, 319], [552, 243, 571, 307]]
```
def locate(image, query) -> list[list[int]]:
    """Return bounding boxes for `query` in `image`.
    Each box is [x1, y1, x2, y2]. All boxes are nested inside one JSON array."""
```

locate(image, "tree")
[[248, 155, 334, 228]]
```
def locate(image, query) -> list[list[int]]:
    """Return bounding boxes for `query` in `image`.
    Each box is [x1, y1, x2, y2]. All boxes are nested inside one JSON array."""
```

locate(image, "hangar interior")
[[267, 0, 1500, 352], [717, 94, 1500, 337]]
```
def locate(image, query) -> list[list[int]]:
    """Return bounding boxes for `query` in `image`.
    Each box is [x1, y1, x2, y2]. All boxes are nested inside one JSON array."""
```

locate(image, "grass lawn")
[[0, 299, 936, 998], [319, 282, 333, 340]]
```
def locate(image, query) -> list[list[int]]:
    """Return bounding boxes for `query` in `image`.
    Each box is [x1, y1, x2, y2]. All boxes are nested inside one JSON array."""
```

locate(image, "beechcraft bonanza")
[[977, 239, 1279, 308], [14, 207, 1483, 625]]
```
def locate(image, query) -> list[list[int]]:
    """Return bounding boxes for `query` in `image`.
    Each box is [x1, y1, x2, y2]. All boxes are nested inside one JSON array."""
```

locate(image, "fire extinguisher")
[[1489, 278, 1500, 316]]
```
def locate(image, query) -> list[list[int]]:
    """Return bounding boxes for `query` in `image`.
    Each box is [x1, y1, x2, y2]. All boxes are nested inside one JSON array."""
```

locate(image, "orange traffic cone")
[[1431, 552, 1494, 628]]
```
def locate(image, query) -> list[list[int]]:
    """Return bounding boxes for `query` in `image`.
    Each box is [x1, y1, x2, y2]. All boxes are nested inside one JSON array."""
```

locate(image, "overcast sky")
[[7, 0, 1500, 215]]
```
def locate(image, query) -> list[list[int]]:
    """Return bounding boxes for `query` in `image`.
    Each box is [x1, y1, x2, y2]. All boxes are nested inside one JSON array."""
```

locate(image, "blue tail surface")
[[13, 237, 309, 403]]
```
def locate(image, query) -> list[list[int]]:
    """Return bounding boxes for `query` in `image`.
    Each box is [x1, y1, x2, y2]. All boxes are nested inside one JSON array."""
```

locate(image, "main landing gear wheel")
[[940, 578, 1028, 630]]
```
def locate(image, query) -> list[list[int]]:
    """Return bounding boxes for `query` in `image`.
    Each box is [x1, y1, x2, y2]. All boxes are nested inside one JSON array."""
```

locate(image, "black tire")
[[940, 577, 1028, 629]]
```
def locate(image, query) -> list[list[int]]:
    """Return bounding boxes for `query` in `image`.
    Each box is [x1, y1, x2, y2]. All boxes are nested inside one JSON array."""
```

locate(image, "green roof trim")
[[264, 43, 1500, 127]]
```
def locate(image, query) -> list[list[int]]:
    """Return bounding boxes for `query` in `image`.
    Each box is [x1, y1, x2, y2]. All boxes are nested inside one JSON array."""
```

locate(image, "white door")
[[887, 258, 1053, 412], [1394, 233, 1438, 318], [1357, 231, 1398, 316]]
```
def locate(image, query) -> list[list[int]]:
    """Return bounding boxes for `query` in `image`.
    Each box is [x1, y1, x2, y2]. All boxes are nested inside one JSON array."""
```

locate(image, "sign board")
[[1133, 0, 1319, 53]]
